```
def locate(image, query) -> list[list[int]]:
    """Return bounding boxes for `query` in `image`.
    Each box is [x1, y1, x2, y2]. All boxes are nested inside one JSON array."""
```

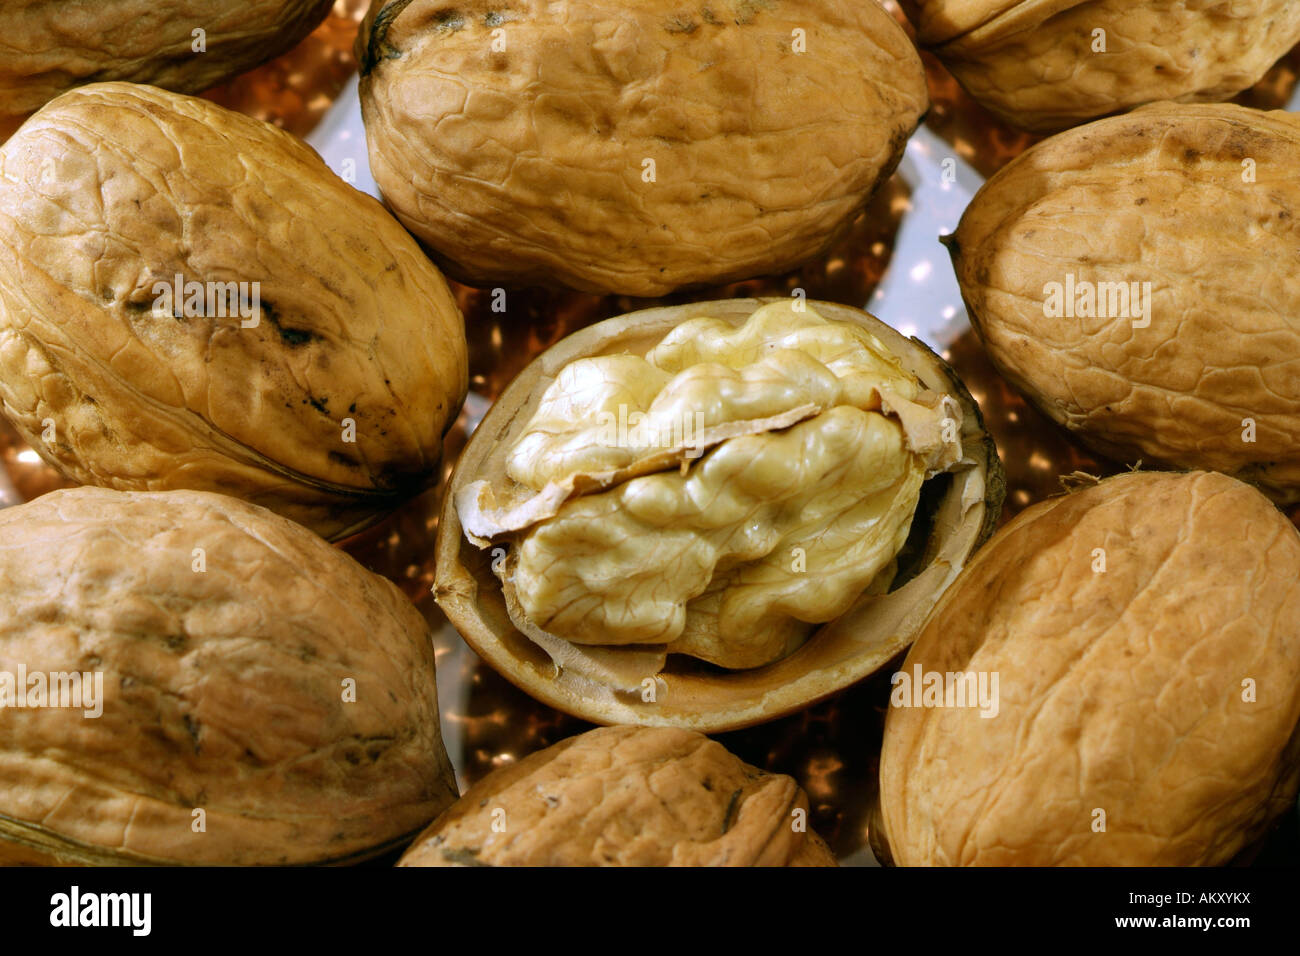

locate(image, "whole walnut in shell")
[[357, 0, 928, 295], [900, 0, 1300, 132], [0, 486, 458, 866], [0, 82, 468, 540], [399, 725, 837, 866], [949, 102, 1300, 505], [437, 298, 1003, 731], [0, 0, 335, 132], [874, 470, 1300, 866]]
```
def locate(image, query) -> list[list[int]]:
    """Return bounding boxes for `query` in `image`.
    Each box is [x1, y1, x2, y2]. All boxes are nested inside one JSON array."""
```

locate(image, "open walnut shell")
[[436, 298, 1004, 731]]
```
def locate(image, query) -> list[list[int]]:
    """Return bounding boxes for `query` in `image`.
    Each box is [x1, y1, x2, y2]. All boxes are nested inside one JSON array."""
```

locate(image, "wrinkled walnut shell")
[[900, 0, 1300, 133], [0, 0, 335, 132], [436, 298, 1004, 732], [399, 725, 837, 866], [949, 102, 1300, 505], [0, 486, 458, 866], [874, 470, 1300, 866], [357, 0, 928, 295], [0, 82, 468, 540]]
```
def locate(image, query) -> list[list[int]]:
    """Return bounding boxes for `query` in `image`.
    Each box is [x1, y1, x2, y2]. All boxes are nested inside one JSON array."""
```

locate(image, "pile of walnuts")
[[0, 0, 1296, 868]]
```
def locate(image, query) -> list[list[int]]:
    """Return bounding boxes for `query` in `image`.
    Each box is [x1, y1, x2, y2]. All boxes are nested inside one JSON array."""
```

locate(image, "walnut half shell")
[[399, 725, 838, 866], [436, 298, 1004, 731]]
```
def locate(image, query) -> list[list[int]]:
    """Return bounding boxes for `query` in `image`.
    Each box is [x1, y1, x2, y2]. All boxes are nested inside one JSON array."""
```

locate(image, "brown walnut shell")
[[356, 0, 928, 295], [435, 298, 1004, 732], [399, 725, 837, 866], [0, 82, 468, 540], [949, 102, 1300, 505], [874, 470, 1300, 866], [0, 0, 336, 132], [0, 486, 458, 866], [900, 0, 1300, 133]]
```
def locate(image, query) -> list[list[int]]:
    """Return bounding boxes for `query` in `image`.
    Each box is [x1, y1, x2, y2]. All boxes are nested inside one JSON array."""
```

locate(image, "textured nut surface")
[[0, 82, 468, 540], [437, 298, 1003, 731], [0, 0, 335, 127], [950, 102, 1300, 504], [399, 725, 837, 866], [876, 471, 1300, 866], [901, 0, 1300, 132], [0, 486, 458, 866], [357, 0, 927, 295]]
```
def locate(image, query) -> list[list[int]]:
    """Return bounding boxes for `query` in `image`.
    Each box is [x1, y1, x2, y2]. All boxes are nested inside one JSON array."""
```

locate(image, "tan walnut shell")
[[873, 470, 1300, 867], [436, 298, 1004, 732], [356, 0, 928, 295], [399, 725, 837, 866], [900, 0, 1300, 133], [0, 82, 469, 541], [0, 486, 458, 866], [949, 102, 1300, 505], [0, 0, 335, 131]]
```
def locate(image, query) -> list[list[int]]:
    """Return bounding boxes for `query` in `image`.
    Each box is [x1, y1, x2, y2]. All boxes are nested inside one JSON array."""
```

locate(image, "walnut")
[[0, 0, 335, 130], [0, 487, 458, 865], [356, 0, 927, 294], [949, 103, 1300, 504], [437, 298, 1003, 731], [874, 471, 1300, 866], [0, 82, 468, 539], [900, 0, 1300, 132], [400, 725, 837, 866]]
